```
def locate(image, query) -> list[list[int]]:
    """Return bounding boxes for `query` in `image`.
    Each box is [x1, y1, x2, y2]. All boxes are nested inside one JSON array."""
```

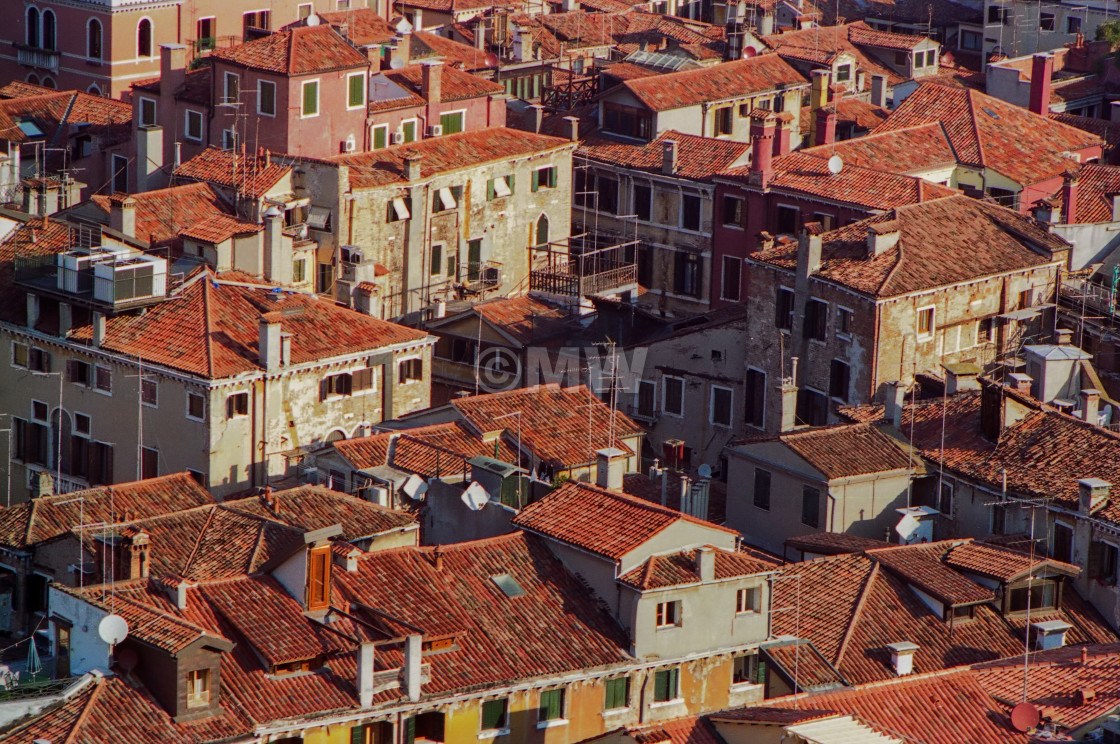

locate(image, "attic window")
[[491, 573, 525, 598], [186, 668, 211, 708]]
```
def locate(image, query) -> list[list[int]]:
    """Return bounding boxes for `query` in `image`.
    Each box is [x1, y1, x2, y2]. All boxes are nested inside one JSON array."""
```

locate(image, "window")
[[652, 668, 680, 703], [108, 152, 129, 191], [302, 80, 319, 117], [754, 468, 771, 510], [979, 317, 995, 343], [226, 392, 249, 418], [812, 212, 834, 232], [481, 698, 509, 732], [663, 376, 684, 416], [401, 119, 417, 143], [347, 73, 366, 109], [28, 347, 51, 373], [655, 600, 681, 628], [801, 486, 821, 527], [636, 379, 656, 418], [88, 18, 103, 59], [714, 106, 733, 136], [926, 49, 936, 67], [733, 653, 763, 686], [634, 184, 652, 221], [835, 63, 851, 82], [674, 251, 702, 297], [1007, 581, 1057, 613], [721, 256, 741, 302], [604, 676, 630, 710], [67, 360, 91, 386], [736, 586, 761, 613], [322, 372, 354, 398], [1091, 541, 1119, 585], [937, 480, 954, 515], [399, 358, 423, 382], [308, 546, 330, 609], [95, 366, 111, 393], [13, 418, 47, 466], [32, 400, 48, 421], [1040, 12, 1055, 30], [538, 688, 565, 723], [723, 195, 746, 228], [710, 386, 733, 427], [602, 102, 653, 139], [222, 128, 237, 150], [776, 205, 799, 235], [41, 9, 56, 51], [187, 393, 206, 420], [917, 306, 935, 338], [960, 30, 982, 50], [427, 244, 444, 277], [12, 342, 28, 368], [487, 174, 513, 200], [88, 440, 114, 484], [75, 413, 91, 435], [829, 359, 850, 402], [137, 18, 153, 57], [186, 668, 211, 707], [185, 110, 203, 142], [535, 215, 549, 247], [139, 98, 156, 127], [293, 258, 307, 284], [439, 110, 465, 134], [258, 80, 276, 116], [433, 186, 461, 212], [372, 124, 388, 150], [242, 10, 271, 36], [805, 299, 828, 341], [1068, 15, 1082, 34], [141, 377, 158, 407], [681, 194, 702, 231], [27, 7, 39, 47], [987, 4, 1007, 23], [776, 287, 795, 330], [298, 3, 313, 18], [796, 388, 828, 426], [141, 447, 158, 479], [532, 166, 557, 191], [745, 368, 765, 428], [387, 197, 411, 222], [597, 177, 619, 214], [837, 307, 853, 337], [223, 72, 240, 104], [912, 50, 924, 68], [1052, 522, 1073, 563]]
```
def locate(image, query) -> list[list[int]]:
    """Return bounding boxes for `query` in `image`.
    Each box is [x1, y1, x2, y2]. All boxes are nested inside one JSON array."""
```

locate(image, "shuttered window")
[[652, 668, 679, 703], [539, 688, 565, 721]]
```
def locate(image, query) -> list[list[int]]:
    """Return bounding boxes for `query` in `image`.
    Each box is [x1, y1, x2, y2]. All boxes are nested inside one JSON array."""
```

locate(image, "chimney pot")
[[1078, 477, 1111, 514], [357, 642, 376, 707], [662, 140, 679, 175], [92, 312, 106, 347], [404, 153, 423, 181], [886, 641, 919, 676], [697, 546, 716, 582], [529, 104, 544, 134], [1055, 328, 1074, 345], [404, 633, 423, 701], [885, 380, 906, 428], [1029, 54, 1054, 115], [750, 118, 776, 182], [421, 60, 443, 104], [1062, 174, 1079, 224], [595, 447, 627, 491], [866, 222, 901, 256], [1081, 388, 1100, 424], [563, 115, 579, 142], [1009, 372, 1033, 396], [259, 312, 282, 372], [870, 74, 887, 108]]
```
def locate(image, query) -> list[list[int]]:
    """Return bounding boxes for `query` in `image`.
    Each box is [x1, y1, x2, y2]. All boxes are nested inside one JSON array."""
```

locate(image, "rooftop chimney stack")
[[697, 546, 715, 582], [595, 447, 627, 491], [404, 633, 423, 702], [814, 107, 837, 147], [808, 70, 830, 142], [1062, 173, 1079, 224], [404, 153, 423, 181], [421, 60, 443, 104], [1028, 53, 1054, 116], [866, 222, 901, 256], [780, 359, 799, 432], [357, 642, 376, 707], [886, 641, 919, 676], [885, 380, 906, 428], [92, 312, 106, 347], [529, 104, 545, 134], [870, 74, 887, 108], [1081, 388, 1100, 424], [797, 228, 823, 276], [259, 312, 282, 372], [662, 140, 679, 175], [944, 363, 981, 394], [262, 205, 290, 285], [1078, 477, 1111, 514], [111, 197, 137, 238], [563, 115, 579, 142], [750, 117, 776, 183], [1009, 372, 1033, 396]]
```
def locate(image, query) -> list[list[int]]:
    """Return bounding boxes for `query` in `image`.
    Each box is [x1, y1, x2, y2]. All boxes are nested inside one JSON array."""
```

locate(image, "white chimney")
[[357, 642, 375, 707], [262, 206, 290, 285], [259, 313, 282, 372], [1078, 478, 1110, 515], [867, 222, 901, 257], [595, 447, 627, 491], [111, 197, 137, 238], [1081, 389, 1100, 424], [92, 311, 106, 347], [662, 140, 678, 175], [697, 546, 715, 582], [404, 633, 422, 701], [1031, 620, 1072, 650], [886, 641, 919, 676]]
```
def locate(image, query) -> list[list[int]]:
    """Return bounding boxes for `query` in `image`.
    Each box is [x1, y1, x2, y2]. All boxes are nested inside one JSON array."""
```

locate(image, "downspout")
[[260, 372, 268, 488], [870, 301, 881, 402], [250, 378, 259, 489]]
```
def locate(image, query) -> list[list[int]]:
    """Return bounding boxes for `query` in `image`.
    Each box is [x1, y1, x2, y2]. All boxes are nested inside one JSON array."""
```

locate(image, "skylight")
[[491, 573, 526, 598], [981, 106, 1000, 120]]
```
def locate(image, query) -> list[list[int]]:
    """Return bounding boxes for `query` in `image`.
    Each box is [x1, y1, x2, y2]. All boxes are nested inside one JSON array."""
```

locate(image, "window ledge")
[[655, 624, 682, 631], [730, 681, 763, 693], [649, 698, 685, 709], [536, 719, 568, 729], [602, 707, 630, 717], [478, 728, 510, 739]]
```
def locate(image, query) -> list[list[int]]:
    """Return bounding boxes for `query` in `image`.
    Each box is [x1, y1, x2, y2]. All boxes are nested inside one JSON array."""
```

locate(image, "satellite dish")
[[461, 481, 490, 511], [98, 614, 129, 645], [484, 52, 500, 67], [1010, 702, 1040, 732], [389, 57, 406, 70], [116, 646, 139, 671], [698, 464, 712, 479], [403, 474, 428, 500], [894, 513, 920, 540], [306, 13, 321, 26], [827, 155, 844, 175]]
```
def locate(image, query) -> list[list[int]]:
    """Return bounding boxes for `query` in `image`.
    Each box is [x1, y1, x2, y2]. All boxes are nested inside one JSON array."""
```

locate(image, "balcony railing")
[[459, 260, 503, 294], [530, 261, 637, 298], [17, 45, 60, 73]]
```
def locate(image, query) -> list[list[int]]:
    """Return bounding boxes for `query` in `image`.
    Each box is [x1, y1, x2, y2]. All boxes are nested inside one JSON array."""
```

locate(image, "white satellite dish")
[[306, 13, 321, 26], [403, 473, 429, 500], [461, 482, 490, 511], [98, 614, 129, 645], [698, 463, 712, 479], [827, 155, 844, 175], [894, 513, 921, 541], [389, 57, 406, 70]]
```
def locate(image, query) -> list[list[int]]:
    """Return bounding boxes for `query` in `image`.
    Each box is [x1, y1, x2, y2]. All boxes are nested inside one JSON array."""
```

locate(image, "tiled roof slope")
[[132, 66, 211, 105], [0, 216, 71, 328], [0, 473, 215, 549], [874, 82, 1102, 184], [513, 480, 737, 560], [1059, 162, 1120, 224], [797, 97, 889, 137], [212, 24, 369, 75], [173, 147, 291, 199], [313, 9, 397, 45], [944, 541, 1079, 582], [451, 384, 643, 468], [762, 22, 915, 85], [618, 546, 779, 589], [867, 542, 994, 605], [619, 717, 726, 744], [68, 269, 429, 378], [329, 128, 572, 189], [579, 131, 750, 181], [764, 423, 914, 479], [622, 470, 730, 525], [332, 421, 520, 476], [751, 195, 1066, 298], [412, 30, 497, 70], [385, 63, 504, 102], [785, 532, 890, 555], [617, 55, 807, 111], [224, 485, 417, 540], [86, 182, 236, 249], [468, 294, 573, 345], [806, 121, 959, 175], [0, 89, 131, 147]]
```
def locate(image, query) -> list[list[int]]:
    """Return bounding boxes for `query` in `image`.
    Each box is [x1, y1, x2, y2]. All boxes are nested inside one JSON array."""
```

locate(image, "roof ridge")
[[246, 518, 268, 573], [24, 498, 39, 547], [202, 271, 215, 378], [50, 92, 79, 149], [62, 673, 103, 744], [965, 88, 987, 168], [833, 562, 878, 669], [182, 505, 218, 579]]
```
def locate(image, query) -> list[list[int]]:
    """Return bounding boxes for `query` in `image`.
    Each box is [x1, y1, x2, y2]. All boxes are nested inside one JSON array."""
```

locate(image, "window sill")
[[655, 624, 682, 631], [536, 719, 568, 730], [478, 729, 510, 739], [729, 681, 763, 693], [649, 698, 684, 709], [602, 707, 630, 717]]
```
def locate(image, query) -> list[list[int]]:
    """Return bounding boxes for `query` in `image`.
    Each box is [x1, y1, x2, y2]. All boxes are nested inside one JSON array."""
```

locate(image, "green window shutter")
[[350, 724, 367, 744], [349, 74, 364, 107], [532, 169, 540, 192], [508, 173, 515, 192], [481, 699, 507, 730], [754, 658, 767, 686], [540, 688, 563, 720], [430, 244, 442, 276], [487, 178, 495, 200], [303, 82, 318, 115], [374, 127, 386, 149], [403, 716, 416, 744], [653, 670, 668, 702], [605, 677, 628, 709]]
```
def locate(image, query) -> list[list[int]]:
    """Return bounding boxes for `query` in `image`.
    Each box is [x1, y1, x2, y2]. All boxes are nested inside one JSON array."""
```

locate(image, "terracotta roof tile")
[[313, 9, 397, 45], [580, 131, 750, 181], [762, 639, 848, 690], [625, 717, 725, 744], [179, 213, 263, 244], [174, 147, 291, 199], [212, 24, 369, 75], [466, 294, 573, 345], [86, 182, 237, 249], [804, 121, 959, 175], [797, 97, 888, 137], [412, 31, 497, 71], [132, 66, 212, 105], [385, 63, 503, 102], [784, 531, 891, 555], [867, 542, 994, 605], [762, 22, 912, 85], [223, 485, 417, 541], [617, 546, 779, 589], [332, 421, 519, 477], [622, 471, 730, 525], [617, 56, 808, 112], [944, 541, 1080, 583], [769, 423, 915, 479]]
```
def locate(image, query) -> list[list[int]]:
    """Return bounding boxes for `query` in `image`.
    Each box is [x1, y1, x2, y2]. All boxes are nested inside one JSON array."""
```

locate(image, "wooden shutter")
[[320, 378, 330, 401], [351, 724, 368, 744], [531, 169, 540, 192], [1089, 541, 1103, 579], [352, 368, 373, 392], [307, 547, 330, 610], [403, 716, 416, 744]]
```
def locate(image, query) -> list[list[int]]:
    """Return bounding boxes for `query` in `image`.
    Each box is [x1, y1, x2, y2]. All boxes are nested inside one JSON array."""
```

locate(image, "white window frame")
[[223, 71, 239, 104], [184, 109, 203, 142], [735, 586, 761, 614], [709, 385, 734, 428], [399, 117, 418, 143], [74, 411, 91, 436], [138, 96, 157, 127], [301, 79, 321, 118], [111, 154, 128, 193], [371, 123, 389, 149], [836, 305, 854, 339], [257, 79, 277, 117], [222, 128, 237, 150], [346, 71, 366, 110], [491, 174, 512, 199], [917, 304, 936, 340], [438, 108, 466, 134], [479, 697, 511, 736], [186, 392, 206, 422], [720, 255, 741, 302], [662, 375, 685, 417], [634, 378, 656, 419], [722, 194, 745, 230]]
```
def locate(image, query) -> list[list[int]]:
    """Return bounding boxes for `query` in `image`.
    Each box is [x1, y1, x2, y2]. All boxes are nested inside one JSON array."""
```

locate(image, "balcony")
[[458, 260, 503, 294], [529, 234, 638, 299], [17, 45, 59, 74]]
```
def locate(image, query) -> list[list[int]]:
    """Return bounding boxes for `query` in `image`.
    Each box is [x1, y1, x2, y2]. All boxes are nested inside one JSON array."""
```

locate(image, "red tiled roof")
[[179, 213, 263, 244], [466, 294, 573, 345], [797, 97, 888, 136], [513, 480, 736, 560], [710, 707, 838, 723], [764, 423, 914, 479], [314, 9, 397, 45], [762, 639, 848, 690], [132, 66, 212, 106], [762, 22, 908, 85], [451, 383, 643, 468], [579, 131, 750, 182], [874, 82, 1103, 185], [784, 531, 890, 555], [330, 128, 572, 189], [847, 21, 930, 50], [624, 718, 726, 744], [622, 470, 731, 525], [601, 61, 663, 82], [617, 546, 779, 589], [868, 542, 994, 606], [944, 541, 1080, 583], [0, 216, 71, 327], [616, 56, 807, 112], [212, 24, 370, 75], [68, 268, 430, 378], [332, 421, 520, 477], [87, 182, 236, 249], [804, 121, 958, 175], [174, 147, 291, 199], [1050, 111, 1120, 149], [385, 62, 503, 102], [0, 90, 131, 146], [224, 485, 417, 541], [412, 30, 497, 70], [750, 195, 1066, 298]]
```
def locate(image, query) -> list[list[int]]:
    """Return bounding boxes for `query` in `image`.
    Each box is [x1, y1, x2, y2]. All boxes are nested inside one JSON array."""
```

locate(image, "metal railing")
[[459, 260, 503, 292], [529, 261, 637, 297], [17, 45, 59, 73]]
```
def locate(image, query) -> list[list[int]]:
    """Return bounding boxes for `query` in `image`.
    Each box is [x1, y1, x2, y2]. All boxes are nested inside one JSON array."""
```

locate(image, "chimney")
[[262, 206, 290, 284], [421, 60, 443, 104], [25, 292, 39, 331], [1028, 54, 1053, 115], [159, 44, 188, 101], [404, 633, 423, 701], [774, 118, 792, 156], [808, 70, 830, 142], [884, 380, 906, 427], [696, 546, 715, 582], [595, 447, 627, 491], [750, 117, 775, 183], [1078, 477, 1110, 514], [870, 74, 887, 108], [32, 470, 54, 498], [780, 365, 798, 432], [944, 363, 981, 394], [516, 29, 533, 62], [174, 141, 182, 170], [135, 125, 164, 192], [1081, 388, 1100, 423], [528, 104, 545, 133], [92, 312, 106, 347], [280, 334, 292, 365], [1062, 173, 1079, 224], [404, 153, 423, 181], [662, 140, 678, 175], [866, 221, 901, 256], [1055, 327, 1074, 345], [127, 530, 151, 579], [1009, 372, 1033, 396], [814, 107, 837, 147], [259, 312, 282, 371], [886, 642, 919, 676], [58, 301, 72, 338], [433, 545, 444, 571], [394, 32, 412, 67], [474, 23, 486, 50], [797, 229, 823, 277], [1031, 620, 1072, 650], [563, 115, 579, 142], [111, 197, 137, 237], [357, 642, 375, 707]]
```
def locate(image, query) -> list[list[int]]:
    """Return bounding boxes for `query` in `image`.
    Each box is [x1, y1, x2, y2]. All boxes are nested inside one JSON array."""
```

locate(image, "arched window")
[[137, 18, 153, 57], [26, 7, 40, 47], [88, 18, 103, 60], [40, 76, 55, 89], [535, 214, 549, 246], [41, 10, 56, 51], [325, 429, 347, 443], [26, 73, 39, 85], [87, 84, 102, 96]]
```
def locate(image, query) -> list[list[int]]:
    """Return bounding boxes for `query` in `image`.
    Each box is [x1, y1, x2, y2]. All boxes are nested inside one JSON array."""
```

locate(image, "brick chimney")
[[564, 115, 579, 141], [750, 121, 775, 183], [814, 107, 837, 147], [1079, 478, 1110, 514], [421, 60, 442, 104], [127, 529, 151, 579], [1062, 172, 1078, 224], [262, 206, 290, 285], [1081, 388, 1100, 423], [1029, 54, 1053, 115], [404, 153, 423, 180], [808, 70, 830, 142]]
